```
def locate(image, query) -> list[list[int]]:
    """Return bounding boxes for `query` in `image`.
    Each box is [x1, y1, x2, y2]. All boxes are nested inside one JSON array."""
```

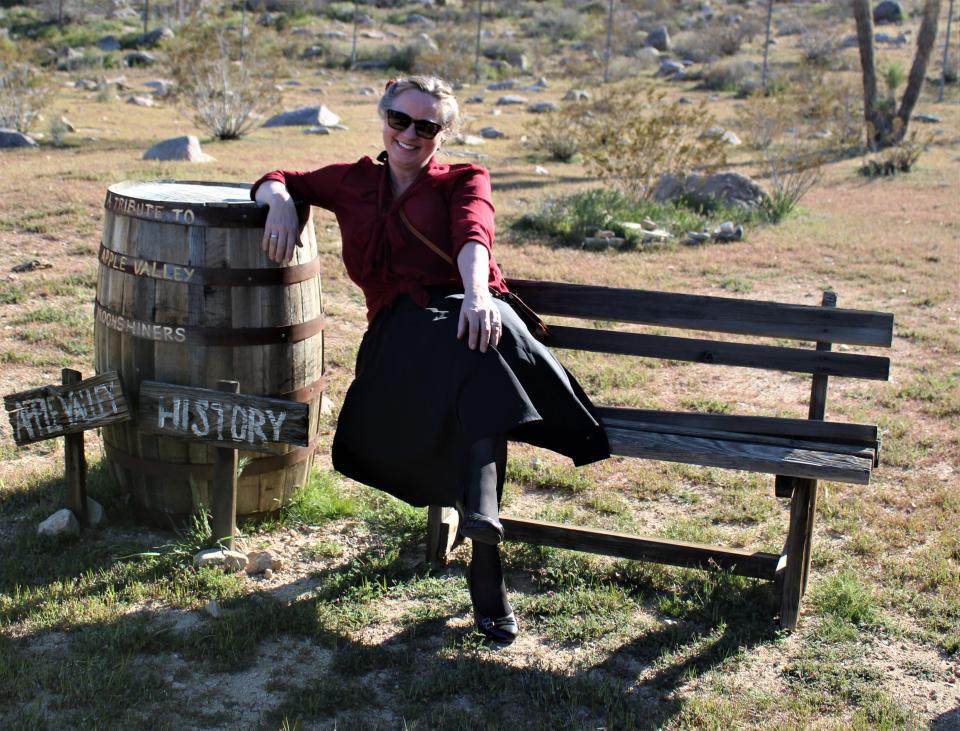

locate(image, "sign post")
[[138, 379, 309, 548], [4, 370, 129, 528], [212, 380, 240, 550]]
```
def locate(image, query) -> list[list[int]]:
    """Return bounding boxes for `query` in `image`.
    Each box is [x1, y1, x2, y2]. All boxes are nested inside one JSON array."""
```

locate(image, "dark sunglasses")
[[385, 109, 443, 140]]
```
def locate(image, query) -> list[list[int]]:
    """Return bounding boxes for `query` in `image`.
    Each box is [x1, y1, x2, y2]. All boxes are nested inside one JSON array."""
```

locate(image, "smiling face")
[[381, 88, 446, 180]]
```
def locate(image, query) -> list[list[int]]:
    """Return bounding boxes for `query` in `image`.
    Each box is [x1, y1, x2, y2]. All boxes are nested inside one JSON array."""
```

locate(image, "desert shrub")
[[859, 134, 925, 177], [792, 74, 864, 152], [513, 188, 744, 248], [167, 23, 282, 140], [0, 63, 50, 133], [760, 147, 824, 222], [699, 58, 758, 93], [673, 17, 760, 61], [526, 102, 592, 162], [799, 28, 844, 68], [734, 95, 793, 151], [523, 8, 587, 40], [580, 84, 728, 198]]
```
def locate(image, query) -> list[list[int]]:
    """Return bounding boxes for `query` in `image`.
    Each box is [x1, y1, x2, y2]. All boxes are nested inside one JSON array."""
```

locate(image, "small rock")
[[527, 101, 557, 114], [194, 548, 247, 573], [533, 165, 549, 175], [563, 89, 590, 101], [127, 95, 155, 107], [414, 32, 438, 52], [320, 30, 348, 40], [465, 95, 485, 104], [360, 29, 385, 40], [86, 497, 106, 528], [144, 135, 214, 162], [0, 129, 39, 149], [479, 127, 505, 139], [655, 60, 686, 79], [486, 80, 515, 91], [263, 105, 340, 128], [913, 113, 942, 123], [645, 25, 671, 52], [684, 231, 711, 245], [873, 0, 903, 24], [304, 126, 330, 135], [37, 509, 80, 538], [97, 35, 121, 52], [454, 134, 485, 146], [271, 557, 284, 571], [203, 600, 222, 619], [141, 26, 175, 47], [263, 568, 274, 579], [496, 95, 528, 106], [124, 51, 158, 67], [320, 395, 336, 415], [641, 218, 657, 231], [246, 550, 276, 575], [12, 259, 52, 272]]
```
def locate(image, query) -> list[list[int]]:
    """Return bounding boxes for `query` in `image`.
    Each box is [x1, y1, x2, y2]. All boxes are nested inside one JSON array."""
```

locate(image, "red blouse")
[[251, 153, 509, 323]]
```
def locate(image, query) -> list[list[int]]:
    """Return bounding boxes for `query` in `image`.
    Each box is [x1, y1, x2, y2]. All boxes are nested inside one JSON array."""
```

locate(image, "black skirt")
[[331, 293, 609, 507]]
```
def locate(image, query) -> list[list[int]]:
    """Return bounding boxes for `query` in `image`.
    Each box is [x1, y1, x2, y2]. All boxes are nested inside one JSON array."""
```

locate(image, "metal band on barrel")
[[94, 301, 325, 346], [104, 438, 319, 479], [98, 243, 322, 286]]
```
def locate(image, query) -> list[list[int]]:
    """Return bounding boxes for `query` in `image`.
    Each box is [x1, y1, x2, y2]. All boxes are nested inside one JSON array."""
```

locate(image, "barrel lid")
[[105, 180, 295, 227]]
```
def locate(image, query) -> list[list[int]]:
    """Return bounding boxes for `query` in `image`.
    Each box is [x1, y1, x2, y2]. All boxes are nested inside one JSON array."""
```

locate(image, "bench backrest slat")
[[508, 279, 895, 347], [595, 406, 879, 447], [547, 325, 890, 380]]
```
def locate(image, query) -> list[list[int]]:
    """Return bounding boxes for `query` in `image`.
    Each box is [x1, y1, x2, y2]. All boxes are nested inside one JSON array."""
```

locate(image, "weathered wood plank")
[[596, 407, 879, 447], [780, 480, 815, 630], [4, 371, 129, 446], [500, 517, 780, 580], [605, 427, 873, 484], [599, 416, 876, 461], [545, 325, 890, 380], [138, 380, 309, 452], [211, 380, 239, 549], [61, 369, 89, 526], [506, 279, 895, 347]]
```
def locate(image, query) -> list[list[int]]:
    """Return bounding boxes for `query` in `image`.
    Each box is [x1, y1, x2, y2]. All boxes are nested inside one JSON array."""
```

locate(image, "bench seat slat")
[[605, 427, 874, 484], [547, 325, 890, 380], [500, 516, 780, 580], [596, 407, 879, 447], [507, 279, 895, 347], [600, 417, 877, 461]]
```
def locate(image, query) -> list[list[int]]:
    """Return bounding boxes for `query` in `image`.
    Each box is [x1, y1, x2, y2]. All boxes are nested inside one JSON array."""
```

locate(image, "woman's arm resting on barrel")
[[457, 241, 501, 353], [255, 180, 301, 263]]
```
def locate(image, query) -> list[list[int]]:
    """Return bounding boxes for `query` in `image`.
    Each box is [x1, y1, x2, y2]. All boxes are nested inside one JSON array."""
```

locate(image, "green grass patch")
[[507, 457, 592, 493]]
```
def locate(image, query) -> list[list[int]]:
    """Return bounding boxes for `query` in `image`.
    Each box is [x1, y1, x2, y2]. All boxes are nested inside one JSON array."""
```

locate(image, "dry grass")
[[1, 2, 959, 729]]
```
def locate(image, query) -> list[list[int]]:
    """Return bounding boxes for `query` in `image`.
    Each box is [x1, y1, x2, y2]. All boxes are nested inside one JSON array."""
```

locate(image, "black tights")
[[462, 436, 511, 619]]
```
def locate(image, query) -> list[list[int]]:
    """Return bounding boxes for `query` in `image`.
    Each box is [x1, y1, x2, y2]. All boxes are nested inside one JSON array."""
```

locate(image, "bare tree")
[[940, 0, 955, 101], [761, 0, 774, 90], [853, 0, 942, 149], [474, 0, 483, 83], [603, 0, 614, 83]]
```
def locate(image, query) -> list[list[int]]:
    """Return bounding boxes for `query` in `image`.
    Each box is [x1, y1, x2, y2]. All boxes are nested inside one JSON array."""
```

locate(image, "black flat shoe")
[[455, 501, 504, 546], [467, 570, 519, 644]]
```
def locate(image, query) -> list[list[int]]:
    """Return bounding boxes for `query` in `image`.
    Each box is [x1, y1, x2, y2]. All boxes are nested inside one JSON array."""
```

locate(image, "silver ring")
[[269, 233, 279, 238]]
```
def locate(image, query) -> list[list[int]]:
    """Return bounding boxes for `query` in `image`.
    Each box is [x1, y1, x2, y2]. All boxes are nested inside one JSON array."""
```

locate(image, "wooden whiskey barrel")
[[94, 180, 324, 528]]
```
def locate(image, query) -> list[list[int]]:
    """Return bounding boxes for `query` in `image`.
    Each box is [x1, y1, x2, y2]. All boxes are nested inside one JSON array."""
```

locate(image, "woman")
[[252, 76, 608, 643]]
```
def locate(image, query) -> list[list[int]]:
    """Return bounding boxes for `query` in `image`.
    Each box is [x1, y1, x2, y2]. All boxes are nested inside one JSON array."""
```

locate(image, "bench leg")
[[778, 477, 818, 630], [426, 505, 460, 571]]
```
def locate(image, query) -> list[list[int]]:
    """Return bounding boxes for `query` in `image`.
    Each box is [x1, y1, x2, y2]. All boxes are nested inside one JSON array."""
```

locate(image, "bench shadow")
[[0, 493, 782, 730]]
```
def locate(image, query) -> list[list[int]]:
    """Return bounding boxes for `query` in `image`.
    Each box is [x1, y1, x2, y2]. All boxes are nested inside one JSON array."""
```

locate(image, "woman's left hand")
[[458, 290, 502, 353]]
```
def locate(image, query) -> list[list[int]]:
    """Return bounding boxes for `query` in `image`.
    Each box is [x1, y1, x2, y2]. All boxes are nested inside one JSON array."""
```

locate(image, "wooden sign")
[[138, 380, 309, 452], [4, 371, 129, 446]]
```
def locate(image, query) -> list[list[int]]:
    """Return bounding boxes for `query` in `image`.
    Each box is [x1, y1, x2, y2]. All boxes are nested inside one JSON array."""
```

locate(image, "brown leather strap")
[[398, 208, 454, 265], [104, 436, 319, 479], [94, 301, 325, 346], [98, 243, 323, 286]]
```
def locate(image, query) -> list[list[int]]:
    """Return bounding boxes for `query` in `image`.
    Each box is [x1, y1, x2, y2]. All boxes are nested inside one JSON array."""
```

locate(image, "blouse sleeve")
[[250, 163, 353, 210], [448, 166, 496, 262]]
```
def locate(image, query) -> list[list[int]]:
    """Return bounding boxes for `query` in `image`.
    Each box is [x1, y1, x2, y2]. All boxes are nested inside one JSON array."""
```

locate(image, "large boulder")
[[0, 129, 39, 149], [38, 509, 80, 538], [143, 135, 215, 162], [645, 25, 671, 52], [97, 35, 122, 51], [263, 105, 341, 128], [125, 51, 158, 67], [653, 172, 767, 212], [873, 1, 903, 24]]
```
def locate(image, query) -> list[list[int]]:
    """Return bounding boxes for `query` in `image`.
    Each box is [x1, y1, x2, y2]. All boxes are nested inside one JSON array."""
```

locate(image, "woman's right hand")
[[257, 182, 300, 263]]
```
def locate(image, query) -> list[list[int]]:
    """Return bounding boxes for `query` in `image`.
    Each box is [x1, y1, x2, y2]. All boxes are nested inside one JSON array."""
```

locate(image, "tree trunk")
[[941, 0, 955, 101], [853, 0, 890, 148], [603, 0, 614, 83], [351, 0, 359, 68], [895, 0, 942, 141], [761, 0, 774, 90], [474, 0, 483, 83]]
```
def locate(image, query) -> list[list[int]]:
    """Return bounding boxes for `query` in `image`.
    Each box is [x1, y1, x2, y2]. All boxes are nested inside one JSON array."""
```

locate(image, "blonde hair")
[[378, 75, 460, 139]]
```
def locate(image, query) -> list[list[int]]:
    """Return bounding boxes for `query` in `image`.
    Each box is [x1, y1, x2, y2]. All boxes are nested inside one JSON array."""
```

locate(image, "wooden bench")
[[427, 280, 894, 629]]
